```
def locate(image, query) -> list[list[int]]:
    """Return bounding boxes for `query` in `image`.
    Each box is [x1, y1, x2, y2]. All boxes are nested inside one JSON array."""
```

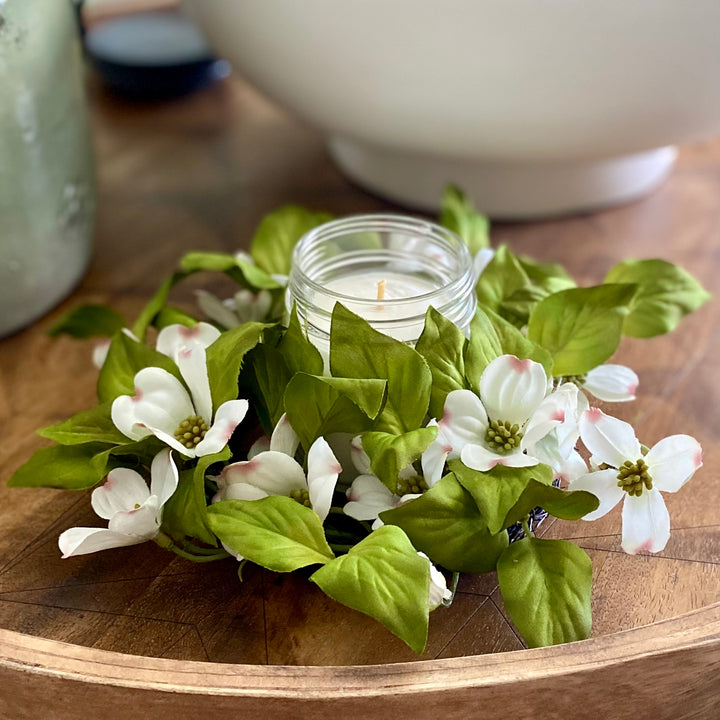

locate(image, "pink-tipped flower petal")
[[195, 399, 249, 456], [307, 437, 341, 522], [579, 408, 641, 469], [568, 468, 625, 520], [91, 468, 150, 520], [584, 364, 638, 402], [645, 434, 703, 493], [621, 490, 671, 554]]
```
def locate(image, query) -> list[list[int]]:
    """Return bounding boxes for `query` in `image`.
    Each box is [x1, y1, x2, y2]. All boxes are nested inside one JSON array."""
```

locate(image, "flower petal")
[[621, 490, 670, 554], [439, 389, 488, 452], [156, 322, 221, 362], [175, 344, 213, 424], [248, 436, 271, 459], [579, 408, 641, 469], [480, 354, 547, 426], [149, 448, 179, 507], [307, 437, 341, 522], [344, 475, 398, 521], [58, 527, 145, 558], [108, 497, 161, 538], [221, 483, 269, 502], [195, 399, 249, 456], [522, 382, 579, 454], [568, 468, 625, 520], [350, 435, 372, 474], [584, 364, 638, 402], [645, 434, 703, 493], [270, 413, 300, 457], [196, 290, 241, 329], [421, 420, 449, 487], [111, 367, 194, 441], [219, 451, 306, 497], [91, 468, 150, 519], [233, 289, 273, 323], [461, 444, 538, 472]]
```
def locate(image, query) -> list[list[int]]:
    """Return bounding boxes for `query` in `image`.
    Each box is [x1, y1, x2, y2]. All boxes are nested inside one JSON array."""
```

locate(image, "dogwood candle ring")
[[286, 215, 477, 353]]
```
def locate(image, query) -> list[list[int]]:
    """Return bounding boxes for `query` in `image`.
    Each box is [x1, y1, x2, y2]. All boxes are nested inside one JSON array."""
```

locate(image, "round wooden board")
[[0, 71, 719, 717]]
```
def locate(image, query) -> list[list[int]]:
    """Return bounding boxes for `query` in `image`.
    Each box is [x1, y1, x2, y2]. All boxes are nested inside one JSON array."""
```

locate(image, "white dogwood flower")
[[575, 364, 639, 403], [569, 408, 702, 554], [111, 337, 248, 458], [417, 552, 453, 609], [422, 355, 579, 482], [58, 448, 178, 557], [216, 434, 341, 523]]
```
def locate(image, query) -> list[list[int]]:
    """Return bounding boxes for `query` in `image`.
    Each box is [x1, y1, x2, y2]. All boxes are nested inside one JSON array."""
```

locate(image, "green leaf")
[[497, 536, 593, 647], [415, 307, 468, 418], [278, 307, 324, 377], [178, 251, 283, 290], [207, 496, 335, 571], [90, 436, 165, 477], [205, 322, 267, 408], [49, 304, 125, 339], [465, 307, 553, 389], [131, 271, 187, 340], [527, 284, 637, 376], [498, 284, 550, 327], [604, 259, 711, 338], [439, 185, 490, 255], [519, 256, 576, 295], [310, 525, 430, 654], [162, 449, 229, 546], [503, 479, 600, 529], [38, 403, 129, 446], [380, 473, 508, 574], [250, 205, 333, 276], [475, 245, 531, 314], [244, 344, 293, 430], [451, 461, 554, 534], [8, 443, 110, 490], [285, 374, 387, 451], [362, 427, 437, 491], [330, 304, 432, 434], [236, 259, 284, 290], [97, 331, 183, 404]]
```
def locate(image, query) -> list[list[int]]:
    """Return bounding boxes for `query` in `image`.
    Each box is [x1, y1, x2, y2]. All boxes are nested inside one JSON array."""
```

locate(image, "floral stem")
[[156, 534, 229, 562], [521, 519, 533, 539]]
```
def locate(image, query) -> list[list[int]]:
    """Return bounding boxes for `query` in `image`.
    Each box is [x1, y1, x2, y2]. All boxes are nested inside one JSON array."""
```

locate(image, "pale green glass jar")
[[0, 0, 95, 337]]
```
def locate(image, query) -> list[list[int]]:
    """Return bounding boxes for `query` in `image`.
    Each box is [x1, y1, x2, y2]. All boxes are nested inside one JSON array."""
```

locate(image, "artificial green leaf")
[[8, 443, 110, 490], [250, 205, 333, 276], [415, 307, 468, 418], [205, 322, 267, 408], [362, 427, 437, 492], [131, 271, 187, 340], [49, 304, 125, 339], [154, 306, 198, 330], [278, 307, 324, 377], [330, 305, 432, 434], [451, 461, 554, 535], [527, 284, 637, 376], [285, 374, 387, 450], [178, 251, 283, 290], [439, 185, 490, 254], [162, 448, 229, 546], [90, 436, 165, 477], [38, 403, 129, 446], [475, 245, 531, 314], [503, 479, 599, 529], [519, 256, 576, 295], [497, 536, 593, 647], [245, 344, 293, 430], [605, 259, 711, 338], [465, 307, 552, 390], [97, 331, 182, 404], [207, 496, 335, 571], [380, 473, 508, 574], [499, 284, 550, 328], [310, 525, 430, 654], [236, 259, 284, 290]]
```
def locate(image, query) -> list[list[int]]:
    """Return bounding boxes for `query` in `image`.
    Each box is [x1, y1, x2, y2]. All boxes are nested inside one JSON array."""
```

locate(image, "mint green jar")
[[0, 0, 95, 337]]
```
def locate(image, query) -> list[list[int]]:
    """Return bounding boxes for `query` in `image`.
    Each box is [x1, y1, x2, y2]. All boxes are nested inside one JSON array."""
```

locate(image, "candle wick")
[[376, 279, 386, 301]]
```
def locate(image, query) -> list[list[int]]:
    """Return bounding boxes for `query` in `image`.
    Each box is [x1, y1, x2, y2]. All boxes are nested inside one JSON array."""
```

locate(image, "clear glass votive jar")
[[286, 215, 477, 353]]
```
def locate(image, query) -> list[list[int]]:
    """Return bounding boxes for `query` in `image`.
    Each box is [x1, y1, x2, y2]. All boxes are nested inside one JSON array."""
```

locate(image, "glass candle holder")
[[286, 215, 477, 354]]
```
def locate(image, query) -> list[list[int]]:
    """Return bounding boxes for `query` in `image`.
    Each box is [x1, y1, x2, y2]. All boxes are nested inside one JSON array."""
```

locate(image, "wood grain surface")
[[0, 71, 718, 717]]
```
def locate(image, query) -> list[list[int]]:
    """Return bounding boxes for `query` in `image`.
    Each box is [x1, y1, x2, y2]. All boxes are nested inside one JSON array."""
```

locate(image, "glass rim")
[[289, 214, 475, 306]]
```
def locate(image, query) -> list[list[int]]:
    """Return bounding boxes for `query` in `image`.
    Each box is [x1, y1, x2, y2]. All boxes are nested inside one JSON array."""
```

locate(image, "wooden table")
[[0, 72, 718, 718]]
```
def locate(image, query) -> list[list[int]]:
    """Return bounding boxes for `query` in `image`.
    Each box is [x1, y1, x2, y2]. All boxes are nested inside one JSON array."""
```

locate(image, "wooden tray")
[[0, 75, 718, 718]]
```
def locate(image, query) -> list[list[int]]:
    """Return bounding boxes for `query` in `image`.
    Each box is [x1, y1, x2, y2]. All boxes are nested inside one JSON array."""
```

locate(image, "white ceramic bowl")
[[184, 0, 720, 218]]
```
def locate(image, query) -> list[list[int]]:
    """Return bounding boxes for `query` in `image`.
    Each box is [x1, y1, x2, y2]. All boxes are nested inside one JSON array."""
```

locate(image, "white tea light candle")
[[287, 215, 477, 352]]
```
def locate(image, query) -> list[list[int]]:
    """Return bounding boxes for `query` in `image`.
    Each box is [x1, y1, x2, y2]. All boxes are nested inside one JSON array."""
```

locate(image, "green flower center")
[[290, 488, 311, 507], [485, 419, 523, 454], [617, 458, 653, 497], [174, 415, 209, 449], [557, 374, 587, 386], [396, 474, 427, 496]]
